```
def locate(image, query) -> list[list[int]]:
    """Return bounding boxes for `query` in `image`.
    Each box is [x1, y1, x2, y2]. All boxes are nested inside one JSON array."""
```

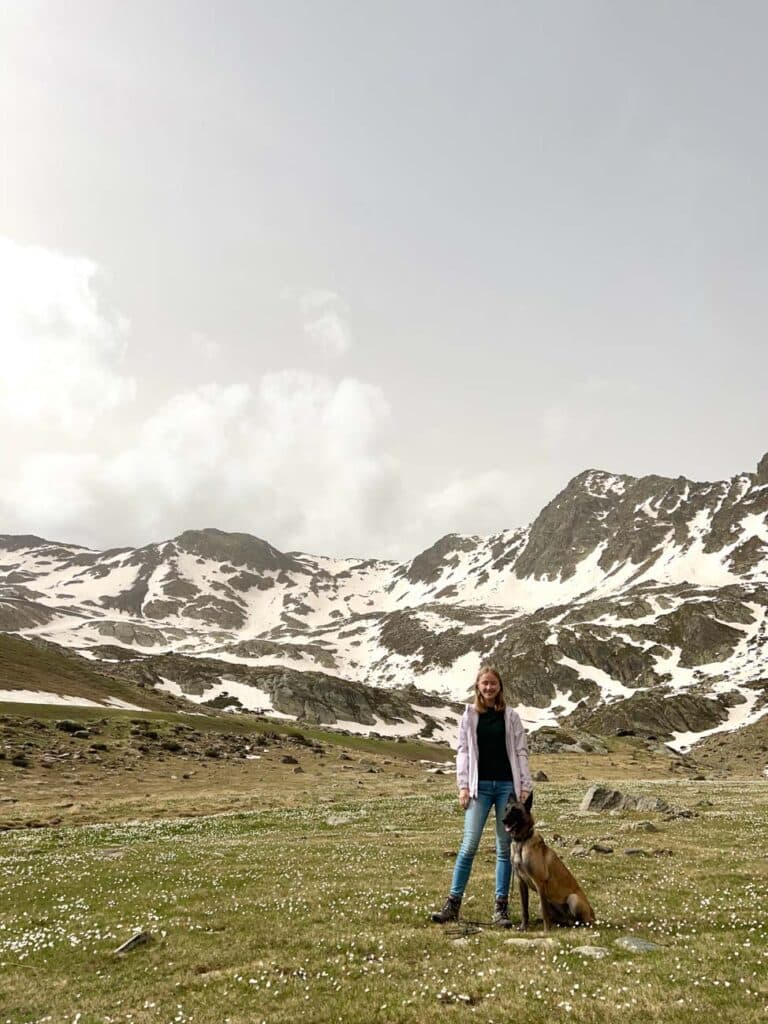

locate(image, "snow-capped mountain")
[[1, 452, 767, 751]]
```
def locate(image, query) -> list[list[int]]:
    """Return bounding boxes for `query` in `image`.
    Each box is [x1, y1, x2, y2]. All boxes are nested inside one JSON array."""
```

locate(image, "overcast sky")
[[1, 1, 766, 559]]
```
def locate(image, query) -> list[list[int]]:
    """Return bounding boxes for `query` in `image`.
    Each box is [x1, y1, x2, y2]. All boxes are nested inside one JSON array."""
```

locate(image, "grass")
[[0, 635, 175, 712], [0, 699, 451, 761], [2, 771, 766, 1024]]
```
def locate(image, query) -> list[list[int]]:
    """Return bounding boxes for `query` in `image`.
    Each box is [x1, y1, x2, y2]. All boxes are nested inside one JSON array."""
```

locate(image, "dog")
[[502, 793, 595, 931]]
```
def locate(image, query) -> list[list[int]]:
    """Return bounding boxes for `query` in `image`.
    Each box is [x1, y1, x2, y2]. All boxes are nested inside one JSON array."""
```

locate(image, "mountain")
[[1, 453, 766, 755]]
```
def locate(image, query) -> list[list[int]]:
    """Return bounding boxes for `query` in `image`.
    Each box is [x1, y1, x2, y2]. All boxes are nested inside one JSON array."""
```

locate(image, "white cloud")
[[1, 369, 402, 555], [0, 239, 528, 557], [298, 289, 352, 356], [11, 453, 100, 528], [0, 237, 135, 437], [423, 470, 530, 540], [304, 310, 352, 356], [299, 288, 340, 313]]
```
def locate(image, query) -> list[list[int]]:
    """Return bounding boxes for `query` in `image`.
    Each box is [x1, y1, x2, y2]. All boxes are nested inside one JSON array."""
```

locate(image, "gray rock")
[[406, 534, 479, 585], [614, 936, 663, 953], [573, 946, 609, 958], [113, 931, 153, 955], [580, 785, 669, 814], [580, 785, 625, 812], [621, 820, 659, 833], [505, 937, 558, 948]]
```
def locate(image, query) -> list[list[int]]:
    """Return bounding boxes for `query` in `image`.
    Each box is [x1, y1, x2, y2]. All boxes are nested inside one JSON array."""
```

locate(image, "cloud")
[[304, 310, 352, 356], [423, 470, 531, 540], [0, 237, 135, 437], [0, 238, 528, 557], [298, 289, 353, 356], [1, 369, 402, 555], [11, 453, 101, 528]]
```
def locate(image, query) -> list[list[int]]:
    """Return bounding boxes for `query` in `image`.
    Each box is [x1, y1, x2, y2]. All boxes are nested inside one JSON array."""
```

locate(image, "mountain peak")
[[406, 533, 480, 585], [173, 528, 303, 573]]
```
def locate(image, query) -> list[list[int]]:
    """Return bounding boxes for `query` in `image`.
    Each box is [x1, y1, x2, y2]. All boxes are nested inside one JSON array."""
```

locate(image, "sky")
[[1, 1, 767, 559]]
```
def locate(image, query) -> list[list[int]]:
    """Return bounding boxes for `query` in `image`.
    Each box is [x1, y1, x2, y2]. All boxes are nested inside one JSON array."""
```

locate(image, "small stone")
[[573, 945, 609, 958], [623, 848, 649, 857], [614, 935, 663, 952], [281, 755, 299, 765], [533, 770, 549, 782], [113, 931, 153, 955], [622, 820, 659, 833], [293, 766, 304, 774], [591, 843, 614, 854], [55, 720, 82, 734], [505, 937, 558, 948]]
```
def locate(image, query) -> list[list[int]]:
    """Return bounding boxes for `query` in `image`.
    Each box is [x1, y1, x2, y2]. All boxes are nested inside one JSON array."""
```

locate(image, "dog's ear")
[[524, 791, 534, 811]]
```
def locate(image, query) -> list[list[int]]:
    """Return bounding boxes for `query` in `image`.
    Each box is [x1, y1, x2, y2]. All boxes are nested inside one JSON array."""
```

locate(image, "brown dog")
[[503, 793, 595, 931]]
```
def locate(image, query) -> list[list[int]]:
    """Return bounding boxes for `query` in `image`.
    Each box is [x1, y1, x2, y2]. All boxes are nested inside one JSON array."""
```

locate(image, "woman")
[[431, 664, 533, 927]]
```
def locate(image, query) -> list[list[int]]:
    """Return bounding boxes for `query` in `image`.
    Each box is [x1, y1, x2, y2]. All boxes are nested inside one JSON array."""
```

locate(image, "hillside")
[[1, 451, 766, 758]]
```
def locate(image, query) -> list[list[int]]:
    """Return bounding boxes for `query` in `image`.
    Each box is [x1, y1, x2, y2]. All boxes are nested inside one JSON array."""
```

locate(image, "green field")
[[2, 775, 767, 1024]]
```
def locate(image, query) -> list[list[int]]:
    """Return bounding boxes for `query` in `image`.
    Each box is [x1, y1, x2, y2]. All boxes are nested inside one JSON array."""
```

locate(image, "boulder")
[[580, 785, 669, 814]]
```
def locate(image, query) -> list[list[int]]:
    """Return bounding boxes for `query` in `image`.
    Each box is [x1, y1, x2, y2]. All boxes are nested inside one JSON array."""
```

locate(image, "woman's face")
[[477, 672, 501, 706]]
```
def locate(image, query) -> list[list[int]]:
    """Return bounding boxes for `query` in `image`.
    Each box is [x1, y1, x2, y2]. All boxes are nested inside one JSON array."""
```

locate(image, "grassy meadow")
[[1, 711, 767, 1023], [1, 704, 768, 1024]]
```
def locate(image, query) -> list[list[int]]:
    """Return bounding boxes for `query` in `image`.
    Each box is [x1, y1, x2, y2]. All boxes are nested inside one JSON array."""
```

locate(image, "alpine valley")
[[2, 452, 767, 760]]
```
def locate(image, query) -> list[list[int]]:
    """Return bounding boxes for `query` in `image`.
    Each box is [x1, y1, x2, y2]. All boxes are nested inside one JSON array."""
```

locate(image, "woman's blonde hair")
[[473, 663, 506, 713]]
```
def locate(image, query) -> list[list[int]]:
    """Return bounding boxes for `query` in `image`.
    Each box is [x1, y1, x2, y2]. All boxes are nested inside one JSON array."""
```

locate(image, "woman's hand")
[[458, 788, 470, 809]]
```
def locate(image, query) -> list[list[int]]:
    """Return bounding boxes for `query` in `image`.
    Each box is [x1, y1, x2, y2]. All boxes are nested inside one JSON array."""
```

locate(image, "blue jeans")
[[450, 780, 516, 900]]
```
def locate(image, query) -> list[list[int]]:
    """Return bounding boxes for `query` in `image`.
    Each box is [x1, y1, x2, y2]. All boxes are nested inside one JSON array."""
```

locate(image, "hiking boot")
[[492, 897, 513, 928], [430, 894, 462, 924]]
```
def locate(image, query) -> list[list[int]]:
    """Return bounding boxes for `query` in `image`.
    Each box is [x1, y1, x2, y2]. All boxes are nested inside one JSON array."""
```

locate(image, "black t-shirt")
[[477, 708, 513, 781]]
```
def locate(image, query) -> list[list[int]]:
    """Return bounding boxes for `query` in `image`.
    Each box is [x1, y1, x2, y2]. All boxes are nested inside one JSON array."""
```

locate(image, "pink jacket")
[[455, 705, 534, 799]]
